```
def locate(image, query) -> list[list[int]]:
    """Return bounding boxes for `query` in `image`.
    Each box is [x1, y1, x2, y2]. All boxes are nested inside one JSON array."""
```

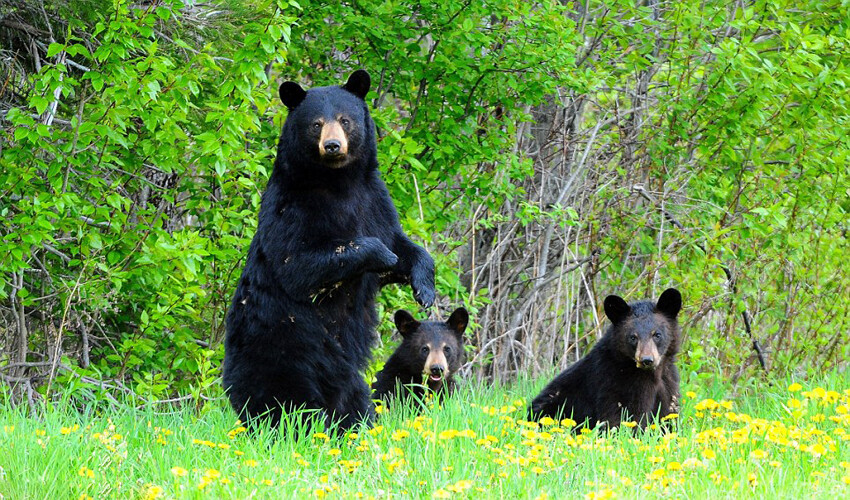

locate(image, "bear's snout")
[[323, 139, 342, 155]]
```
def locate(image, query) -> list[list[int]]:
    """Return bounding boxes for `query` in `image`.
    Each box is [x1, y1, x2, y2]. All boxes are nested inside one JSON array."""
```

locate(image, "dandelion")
[[392, 429, 410, 441], [78, 466, 95, 478], [750, 449, 768, 459], [142, 485, 164, 500], [788, 383, 803, 392], [170, 466, 188, 477], [701, 449, 716, 460], [433, 489, 450, 498], [244, 459, 258, 467], [312, 432, 330, 442], [327, 448, 342, 457]]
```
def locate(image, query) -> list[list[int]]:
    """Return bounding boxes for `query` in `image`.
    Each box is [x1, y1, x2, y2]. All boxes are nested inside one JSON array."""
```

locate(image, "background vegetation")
[[1, 0, 848, 404]]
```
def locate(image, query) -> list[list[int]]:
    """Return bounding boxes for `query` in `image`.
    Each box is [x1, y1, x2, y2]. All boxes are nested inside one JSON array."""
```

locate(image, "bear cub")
[[528, 288, 682, 429], [372, 308, 468, 406]]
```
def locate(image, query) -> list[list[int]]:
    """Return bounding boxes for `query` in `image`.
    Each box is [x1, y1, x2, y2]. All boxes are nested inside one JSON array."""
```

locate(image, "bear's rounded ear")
[[604, 295, 631, 324], [342, 69, 370, 100], [394, 310, 420, 338], [447, 307, 469, 337], [279, 81, 307, 110], [656, 288, 682, 319]]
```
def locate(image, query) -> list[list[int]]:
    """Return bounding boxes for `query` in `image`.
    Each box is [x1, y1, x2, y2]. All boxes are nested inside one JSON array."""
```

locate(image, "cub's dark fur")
[[529, 288, 682, 429], [372, 308, 468, 406]]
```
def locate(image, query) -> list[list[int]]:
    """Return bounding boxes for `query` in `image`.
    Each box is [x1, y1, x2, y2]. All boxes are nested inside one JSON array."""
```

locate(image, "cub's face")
[[394, 308, 469, 388], [278, 70, 372, 169], [603, 288, 682, 371]]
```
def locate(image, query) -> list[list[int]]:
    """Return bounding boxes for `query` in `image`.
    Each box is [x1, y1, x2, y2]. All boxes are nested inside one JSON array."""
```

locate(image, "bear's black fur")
[[528, 288, 682, 430], [223, 70, 436, 432], [372, 308, 468, 406]]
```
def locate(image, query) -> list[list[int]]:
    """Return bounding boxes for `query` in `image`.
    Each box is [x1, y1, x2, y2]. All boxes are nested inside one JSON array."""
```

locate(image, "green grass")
[[1, 372, 849, 499]]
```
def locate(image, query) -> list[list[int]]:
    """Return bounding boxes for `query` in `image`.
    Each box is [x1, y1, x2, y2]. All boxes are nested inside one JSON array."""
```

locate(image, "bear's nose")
[[323, 140, 341, 154], [640, 357, 654, 367], [430, 365, 444, 376]]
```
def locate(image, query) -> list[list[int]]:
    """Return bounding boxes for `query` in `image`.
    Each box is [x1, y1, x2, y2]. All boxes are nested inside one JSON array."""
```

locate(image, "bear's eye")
[[628, 334, 638, 343], [443, 345, 452, 355], [652, 331, 662, 339], [420, 346, 429, 355], [312, 121, 322, 131], [340, 117, 350, 127]]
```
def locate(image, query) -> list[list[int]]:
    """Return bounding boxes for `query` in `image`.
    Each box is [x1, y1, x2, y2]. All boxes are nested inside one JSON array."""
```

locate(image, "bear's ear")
[[394, 310, 420, 338], [279, 81, 307, 110], [342, 69, 371, 100], [656, 288, 682, 319], [447, 307, 469, 337], [604, 295, 631, 324]]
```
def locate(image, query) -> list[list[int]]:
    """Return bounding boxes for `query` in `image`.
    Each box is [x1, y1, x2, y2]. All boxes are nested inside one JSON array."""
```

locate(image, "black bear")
[[223, 70, 436, 432], [371, 308, 468, 406], [528, 288, 682, 430]]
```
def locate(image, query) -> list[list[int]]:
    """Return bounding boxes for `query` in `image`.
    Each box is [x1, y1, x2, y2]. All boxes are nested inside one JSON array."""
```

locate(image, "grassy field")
[[1, 372, 849, 499]]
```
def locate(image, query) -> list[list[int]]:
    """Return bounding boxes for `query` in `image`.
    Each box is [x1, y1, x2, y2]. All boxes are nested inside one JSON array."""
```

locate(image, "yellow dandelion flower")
[[561, 418, 577, 427], [314, 489, 326, 498], [327, 448, 342, 457], [701, 449, 716, 460], [142, 485, 163, 500], [769, 461, 781, 468], [584, 489, 616, 499], [244, 459, 258, 467], [392, 429, 410, 441], [433, 489, 451, 498], [438, 429, 459, 440], [312, 432, 330, 441], [447, 480, 473, 492], [646, 468, 665, 480], [788, 383, 802, 392], [685, 391, 697, 399], [809, 443, 827, 456], [750, 449, 768, 459], [621, 421, 638, 428], [648, 456, 664, 464], [667, 461, 682, 471], [539, 417, 556, 427], [204, 469, 221, 479], [170, 466, 188, 477]]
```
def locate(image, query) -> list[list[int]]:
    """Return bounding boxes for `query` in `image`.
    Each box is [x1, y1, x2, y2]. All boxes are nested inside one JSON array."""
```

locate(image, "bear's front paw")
[[352, 237, 398, 271], [411, 275, 436, 308]]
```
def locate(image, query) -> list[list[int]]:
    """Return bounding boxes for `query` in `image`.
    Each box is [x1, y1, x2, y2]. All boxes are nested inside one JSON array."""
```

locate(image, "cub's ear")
[[656, 288, 682, 319], [603, 295, 631, 324], [447, 307, 469, 337], [342, 69, 371, 100], [394, 310, 420, 339], [279, 81, 306, 110]]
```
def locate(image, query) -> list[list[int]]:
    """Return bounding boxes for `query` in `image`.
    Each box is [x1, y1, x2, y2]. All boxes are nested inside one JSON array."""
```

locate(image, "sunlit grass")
[[1, 372, 849, 499]]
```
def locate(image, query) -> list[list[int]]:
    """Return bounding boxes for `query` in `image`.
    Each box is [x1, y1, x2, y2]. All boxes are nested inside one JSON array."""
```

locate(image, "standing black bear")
[[372, 308, 468, 406], [223, 70, 436, 432], [528, 288, 682, 429]]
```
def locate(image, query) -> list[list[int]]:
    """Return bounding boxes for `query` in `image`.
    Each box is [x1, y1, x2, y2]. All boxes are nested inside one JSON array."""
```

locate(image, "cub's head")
[[277, 69, 374, 170], [604, 288, 682, 371], [394, 308, 469, 389]]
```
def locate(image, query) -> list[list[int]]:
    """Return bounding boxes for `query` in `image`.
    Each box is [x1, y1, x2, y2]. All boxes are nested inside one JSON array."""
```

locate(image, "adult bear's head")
[[276, 70, 377, 172]]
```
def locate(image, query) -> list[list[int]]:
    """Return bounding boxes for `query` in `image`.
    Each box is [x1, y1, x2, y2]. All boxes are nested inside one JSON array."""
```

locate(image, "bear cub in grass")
[[529, 288, 682, 429], [372, 308, 468, 406], [223, 70, 435, 432]]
